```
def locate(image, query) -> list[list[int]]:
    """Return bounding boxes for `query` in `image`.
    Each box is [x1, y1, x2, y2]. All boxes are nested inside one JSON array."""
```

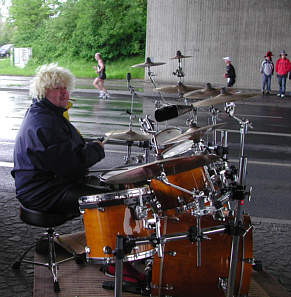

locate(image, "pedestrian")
[[11, 63, 108, 217], [93, 52, 110, 99], [260, 51, 274, 95], [275, 50, 291, 98], [223, 57, 236, 87]]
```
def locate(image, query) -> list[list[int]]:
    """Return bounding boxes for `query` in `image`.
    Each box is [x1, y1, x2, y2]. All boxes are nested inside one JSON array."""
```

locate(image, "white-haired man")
[[11, 63, 106, 217], [93, 53, 110, 99]]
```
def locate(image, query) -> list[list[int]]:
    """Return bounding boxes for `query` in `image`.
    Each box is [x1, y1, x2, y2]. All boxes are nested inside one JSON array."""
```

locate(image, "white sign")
[[13, 47, 32, 68]]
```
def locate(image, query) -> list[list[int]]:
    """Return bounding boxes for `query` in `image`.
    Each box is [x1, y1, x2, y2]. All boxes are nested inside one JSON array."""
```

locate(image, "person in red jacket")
[[275, 50, 291, 98]]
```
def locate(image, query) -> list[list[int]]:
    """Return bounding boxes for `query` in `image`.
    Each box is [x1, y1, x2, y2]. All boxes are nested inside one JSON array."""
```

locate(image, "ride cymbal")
[[164, 123, 225, 144], [170, 54, 192, 59], [103, 154, 220, 184], [131, 57, 166, 68], [184, 83, 221, 99], [192, 88, 258, 108], [154, 83, 201, 94], [105, 129, 151, 141]]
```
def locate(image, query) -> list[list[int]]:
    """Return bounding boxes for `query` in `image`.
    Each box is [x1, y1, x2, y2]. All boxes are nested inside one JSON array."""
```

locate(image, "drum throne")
[[12, 203, 80, 293]]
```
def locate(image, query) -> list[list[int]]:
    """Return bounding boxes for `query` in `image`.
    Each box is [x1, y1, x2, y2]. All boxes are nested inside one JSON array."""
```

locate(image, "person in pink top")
[[275, 50, 291, 98]]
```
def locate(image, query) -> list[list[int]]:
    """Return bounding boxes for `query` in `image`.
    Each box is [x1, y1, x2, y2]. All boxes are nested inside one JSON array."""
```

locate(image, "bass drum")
[[151, 213, 253, 297]]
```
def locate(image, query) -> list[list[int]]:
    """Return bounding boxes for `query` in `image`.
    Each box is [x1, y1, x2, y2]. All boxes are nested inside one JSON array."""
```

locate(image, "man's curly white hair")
[[29, 63, 75, 100]]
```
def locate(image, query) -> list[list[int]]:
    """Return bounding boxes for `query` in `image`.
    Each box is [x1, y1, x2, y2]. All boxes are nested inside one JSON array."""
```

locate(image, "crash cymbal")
[[105, 129, 151, 141], [103, 154, 220, 184], [154, 83, 201, 94], [164, 123, 225, 144], [184, 83, 221, 99], [192, 88, 258, 108]]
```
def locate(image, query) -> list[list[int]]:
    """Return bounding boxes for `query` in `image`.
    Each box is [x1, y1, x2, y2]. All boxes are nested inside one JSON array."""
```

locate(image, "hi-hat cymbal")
[[184, 83, 221, 99], [164, 123, 225, 144], [103, 154, 220, 184], [105, 129, 151, 141], [131, 61, 166, 68], [154, 83, 201, 94], [192, 88, 258, 108]]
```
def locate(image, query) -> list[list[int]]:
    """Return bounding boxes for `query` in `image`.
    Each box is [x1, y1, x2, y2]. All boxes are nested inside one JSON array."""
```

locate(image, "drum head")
[[162, 140, 193, 158], [155, 127, 182, 146]]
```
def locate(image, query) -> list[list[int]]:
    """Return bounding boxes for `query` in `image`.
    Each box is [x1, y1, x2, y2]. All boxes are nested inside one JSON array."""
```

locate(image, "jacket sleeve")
[[29, 126, 105, 178], [260, 61, 264, 73], [275, 60, 279, 73]]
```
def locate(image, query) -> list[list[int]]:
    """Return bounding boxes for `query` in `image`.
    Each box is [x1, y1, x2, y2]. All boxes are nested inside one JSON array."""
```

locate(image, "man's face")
[[45, 86, 69, 108], [281, 54, 286, 59]]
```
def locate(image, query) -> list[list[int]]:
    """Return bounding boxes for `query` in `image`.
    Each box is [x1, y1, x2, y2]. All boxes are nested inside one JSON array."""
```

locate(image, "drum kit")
[[79, 51, 259, 297]]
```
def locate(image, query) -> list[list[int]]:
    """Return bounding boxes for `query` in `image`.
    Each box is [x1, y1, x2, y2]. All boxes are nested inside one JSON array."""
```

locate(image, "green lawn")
[[0, 56, 145, 79]]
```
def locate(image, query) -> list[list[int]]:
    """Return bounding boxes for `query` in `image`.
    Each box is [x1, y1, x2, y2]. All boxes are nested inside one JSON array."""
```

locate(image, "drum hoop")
[[79, 185, 152, 207], [86, 249, 156, 264]]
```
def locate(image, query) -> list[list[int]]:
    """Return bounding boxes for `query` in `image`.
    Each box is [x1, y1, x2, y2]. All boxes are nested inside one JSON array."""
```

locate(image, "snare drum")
[[79, 186, 155, 264], [151, 213, 253, 297]]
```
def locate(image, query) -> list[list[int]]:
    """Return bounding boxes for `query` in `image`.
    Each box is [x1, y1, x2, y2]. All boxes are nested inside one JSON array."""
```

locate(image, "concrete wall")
[[145, 0, 291, 90]]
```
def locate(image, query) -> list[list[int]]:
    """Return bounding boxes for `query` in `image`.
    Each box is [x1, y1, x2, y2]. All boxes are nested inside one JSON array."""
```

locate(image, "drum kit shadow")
[[79, 50, 259, 297]]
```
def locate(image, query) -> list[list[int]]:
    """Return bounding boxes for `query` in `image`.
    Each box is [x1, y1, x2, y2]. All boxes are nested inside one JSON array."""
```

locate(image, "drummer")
[[11, 63, 107, 217]]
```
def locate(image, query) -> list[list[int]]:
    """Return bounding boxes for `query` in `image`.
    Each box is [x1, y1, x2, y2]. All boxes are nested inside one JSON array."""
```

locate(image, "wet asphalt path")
[[0, 79, 291, 221]]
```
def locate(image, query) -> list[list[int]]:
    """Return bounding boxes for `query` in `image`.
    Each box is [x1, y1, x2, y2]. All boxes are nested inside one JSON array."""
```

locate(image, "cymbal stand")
[[145, 58, 166, 111], [123, 73, 136, 164], [186, 107, 198, 128], [224, 102, 252, 297], [139, 115, 163, 159], [209, 105, 220, 146]]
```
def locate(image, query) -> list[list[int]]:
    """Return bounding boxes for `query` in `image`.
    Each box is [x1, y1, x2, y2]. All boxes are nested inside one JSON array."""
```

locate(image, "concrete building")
[[145, 0, 291, 90]]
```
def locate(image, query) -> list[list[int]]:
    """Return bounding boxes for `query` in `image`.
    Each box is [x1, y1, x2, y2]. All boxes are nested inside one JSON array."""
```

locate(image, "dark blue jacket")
[[11, 98, 105, 211]]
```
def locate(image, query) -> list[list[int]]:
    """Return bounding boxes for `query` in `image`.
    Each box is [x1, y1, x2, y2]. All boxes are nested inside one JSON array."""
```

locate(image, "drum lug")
[[84, 246, 90, 261], [165, 250, 177, 256], [218, 277, 228, 293], [103, 246, 113, 255], [151, 283, 174, 291]]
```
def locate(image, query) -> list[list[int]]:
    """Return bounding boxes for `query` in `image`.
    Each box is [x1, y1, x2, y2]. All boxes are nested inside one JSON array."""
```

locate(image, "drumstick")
[[102, 132, 113, 144]]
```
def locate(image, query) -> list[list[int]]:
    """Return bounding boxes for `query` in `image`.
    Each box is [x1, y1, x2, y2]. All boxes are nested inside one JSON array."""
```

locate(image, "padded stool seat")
[[13, 203, 78, 293], [20, 204, 68, 228]]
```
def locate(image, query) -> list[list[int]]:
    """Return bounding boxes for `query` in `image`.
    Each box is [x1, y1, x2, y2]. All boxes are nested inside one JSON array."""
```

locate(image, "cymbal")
[[164, 123, 225, 144], [103, 154, 220, 184], [170, 55, 192, 59], [154, 83, 201, 94], [192, 88, 258, 108], [184, 83, 220, 99], [131, 61, 166, 68], [105, 129, 151, 141]]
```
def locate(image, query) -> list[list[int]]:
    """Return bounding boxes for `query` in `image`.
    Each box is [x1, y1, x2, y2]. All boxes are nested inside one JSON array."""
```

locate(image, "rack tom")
[[79, 186, 155, 264]]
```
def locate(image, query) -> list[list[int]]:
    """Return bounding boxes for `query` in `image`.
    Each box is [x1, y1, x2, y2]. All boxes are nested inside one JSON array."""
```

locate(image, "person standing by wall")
[[93, 53, 110, 99], [223, 57, 236, 87], [260, 51, 274, 95], [275, 50, 291, 98]]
